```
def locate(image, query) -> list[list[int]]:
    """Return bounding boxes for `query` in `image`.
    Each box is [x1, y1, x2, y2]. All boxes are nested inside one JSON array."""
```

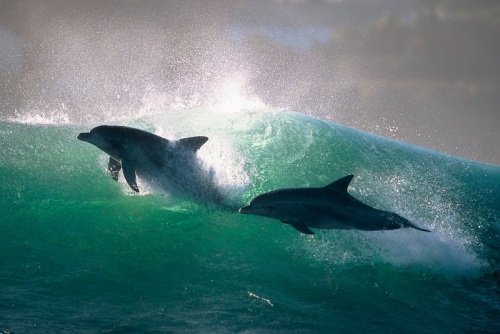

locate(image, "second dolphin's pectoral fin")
[[324, 174, 355, 193], [108, 157, 121, 181], [282, 220, 315, 235], [121, 159, 139, 192], [177, 136, 209, 152]]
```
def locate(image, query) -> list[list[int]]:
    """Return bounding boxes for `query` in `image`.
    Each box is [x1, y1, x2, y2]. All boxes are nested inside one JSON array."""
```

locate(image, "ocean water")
[[1, 107, 499, 333]]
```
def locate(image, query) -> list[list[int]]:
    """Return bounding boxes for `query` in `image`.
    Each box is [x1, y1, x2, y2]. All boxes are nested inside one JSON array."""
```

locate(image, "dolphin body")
[[239, 175, 430, 234], [77, 125, 223, 205]]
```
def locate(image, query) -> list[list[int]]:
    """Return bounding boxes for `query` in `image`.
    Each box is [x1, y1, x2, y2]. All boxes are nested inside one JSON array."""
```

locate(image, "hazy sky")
[[1, 0, 498, 164]]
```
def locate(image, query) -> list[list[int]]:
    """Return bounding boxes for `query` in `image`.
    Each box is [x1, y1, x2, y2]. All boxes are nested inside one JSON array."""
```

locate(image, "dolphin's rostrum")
[[78, 125, 223, 205], [239, 175, 431, 234]]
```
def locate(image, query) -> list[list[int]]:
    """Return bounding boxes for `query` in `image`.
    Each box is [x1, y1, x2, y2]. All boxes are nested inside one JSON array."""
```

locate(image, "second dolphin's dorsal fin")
[[177, 136, 209, 152], [324, 174, 355, 192]]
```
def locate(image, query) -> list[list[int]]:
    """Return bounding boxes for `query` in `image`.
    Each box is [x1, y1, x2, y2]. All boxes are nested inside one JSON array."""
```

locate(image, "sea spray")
[[1, 108, 499, 333]]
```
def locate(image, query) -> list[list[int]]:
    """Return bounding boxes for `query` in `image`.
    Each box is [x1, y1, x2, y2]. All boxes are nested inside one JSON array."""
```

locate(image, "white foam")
[[10, 109, 71, 125], [197, 135, 250, 190], [362, 229, 486, 278], [299, 220, 486, 279]]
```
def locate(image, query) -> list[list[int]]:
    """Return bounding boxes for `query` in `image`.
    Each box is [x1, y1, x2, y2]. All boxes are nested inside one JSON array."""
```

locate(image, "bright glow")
[[196, 135, 251, 204], [210, 76, 265, 113]]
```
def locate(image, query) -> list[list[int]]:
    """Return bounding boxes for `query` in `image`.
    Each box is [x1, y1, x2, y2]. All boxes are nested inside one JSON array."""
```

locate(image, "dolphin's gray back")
[[126, 132, 219, 204], [255, 186, 366, 209]]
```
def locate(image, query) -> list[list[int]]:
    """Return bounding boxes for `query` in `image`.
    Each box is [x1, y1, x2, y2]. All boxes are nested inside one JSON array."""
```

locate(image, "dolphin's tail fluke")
[[412, 226, 431, 232], [408, 222, 431, 232]]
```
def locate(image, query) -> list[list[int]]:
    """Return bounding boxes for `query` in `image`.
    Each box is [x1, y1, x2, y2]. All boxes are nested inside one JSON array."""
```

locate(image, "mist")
[[0, 0, 499, 164]]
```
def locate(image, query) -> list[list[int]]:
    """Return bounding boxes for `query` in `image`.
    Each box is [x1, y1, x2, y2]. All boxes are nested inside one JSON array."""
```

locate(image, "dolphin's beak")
[[77, 132, 90, 141], [239, 205, 251, 214]]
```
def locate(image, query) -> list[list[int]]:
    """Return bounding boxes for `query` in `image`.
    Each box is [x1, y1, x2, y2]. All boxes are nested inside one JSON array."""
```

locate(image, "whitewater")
[[1, 99, 499, 333]]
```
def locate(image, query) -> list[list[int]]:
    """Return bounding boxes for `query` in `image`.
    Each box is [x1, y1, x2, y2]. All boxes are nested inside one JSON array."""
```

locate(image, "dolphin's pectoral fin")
[[122, 159, 139, 192], [177, 136, 209, 152], [108, 157, 121, 181], [282, 220, 315, 235]]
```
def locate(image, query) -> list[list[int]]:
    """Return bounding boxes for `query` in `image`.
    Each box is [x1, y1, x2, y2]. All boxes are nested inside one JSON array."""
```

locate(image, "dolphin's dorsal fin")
[[177, 136, 209, 152], [324, 174, 355, 192]]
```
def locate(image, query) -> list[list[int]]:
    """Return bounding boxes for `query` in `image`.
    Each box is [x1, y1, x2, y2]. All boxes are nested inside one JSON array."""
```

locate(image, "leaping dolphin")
[[77, 125, 223, 205], [239, 175, 430, 234]]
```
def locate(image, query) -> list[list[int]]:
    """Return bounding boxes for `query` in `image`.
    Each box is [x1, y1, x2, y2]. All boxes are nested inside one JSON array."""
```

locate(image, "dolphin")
[[77, 125, 223, 204], [239, 175, 430, 234]]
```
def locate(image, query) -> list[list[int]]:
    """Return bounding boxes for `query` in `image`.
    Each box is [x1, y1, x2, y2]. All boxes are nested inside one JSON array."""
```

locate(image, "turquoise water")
[[1, 108, 499, 333]]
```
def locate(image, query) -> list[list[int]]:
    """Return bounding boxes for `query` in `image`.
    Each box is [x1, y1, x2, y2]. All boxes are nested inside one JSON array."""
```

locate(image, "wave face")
[[1, 108, 499, 333]]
